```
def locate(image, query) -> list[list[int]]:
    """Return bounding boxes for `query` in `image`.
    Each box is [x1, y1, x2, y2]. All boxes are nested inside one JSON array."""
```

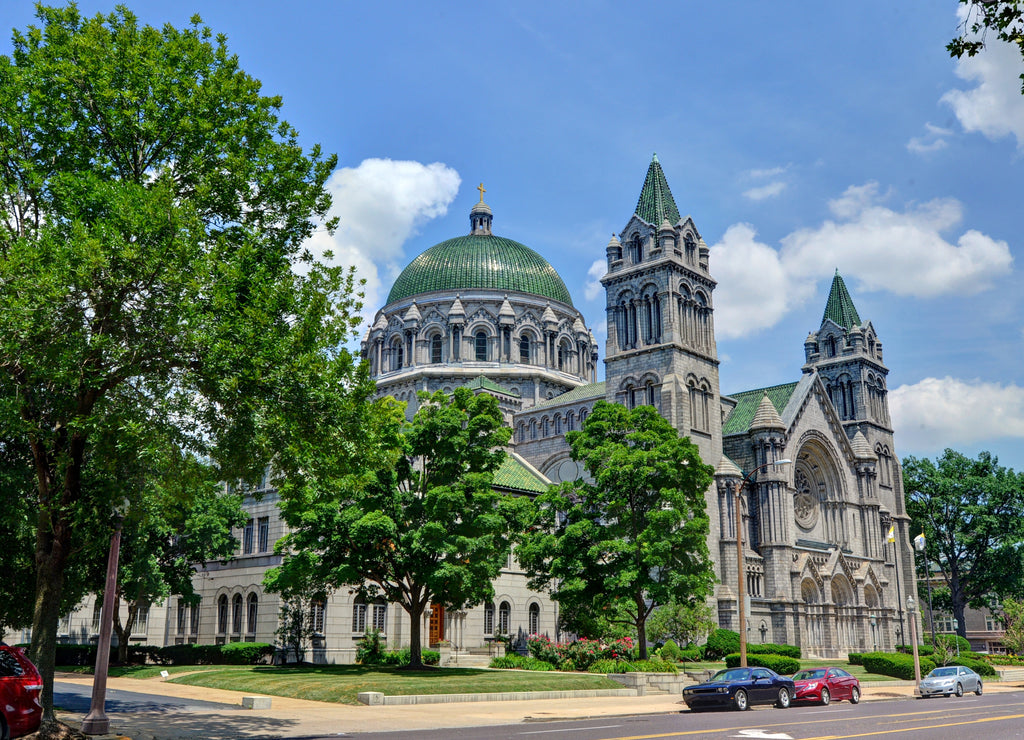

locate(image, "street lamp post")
[[736, 458, 791, 668], [870, 614, 877, 651], [908, 596, 922, 695], [82, 504, 127, 735]]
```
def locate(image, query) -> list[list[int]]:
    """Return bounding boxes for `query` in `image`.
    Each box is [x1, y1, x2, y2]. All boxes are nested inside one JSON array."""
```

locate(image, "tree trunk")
[[407, 602, 425, 669], [636, 596, 648, 660], [114, 598, 137, 665], [29, 532, 70, 724]]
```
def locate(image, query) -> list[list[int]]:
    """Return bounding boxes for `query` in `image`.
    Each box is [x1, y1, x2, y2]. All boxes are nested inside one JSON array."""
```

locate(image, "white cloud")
[[781, 182, 1012, 297], [942, 31, 1024, 149], [710, 223, 816, 339], [584, 258, 606, 301], [907, 123, 952, 154], [746, 166, 787, 179], [743, 181, 787, 201], [710, 182, 1013, 338], [890, 377, 1024, 451], [300, 158, 461, 318]]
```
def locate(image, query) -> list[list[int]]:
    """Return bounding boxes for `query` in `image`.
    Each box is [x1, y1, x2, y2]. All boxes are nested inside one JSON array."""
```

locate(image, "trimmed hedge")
[[219, 642, 274, 665], [677, 648, 703, 662], [860, 651, 936, 680], [53, 643, 162, 666], [724, 652, 800, 675], [588, 658, 679, 674], [952, 657, 997, 677], [489, 654, 555, 671], [658, 640, 681, 662], [749, 643, 801, 659], [379, 648, 440, 667], [848, 652, 863, 666], [703, 629, 740, 660]]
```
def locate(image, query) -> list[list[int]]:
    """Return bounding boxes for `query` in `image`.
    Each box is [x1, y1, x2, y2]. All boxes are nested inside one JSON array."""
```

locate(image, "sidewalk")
[[53, 674, 1024, 740]]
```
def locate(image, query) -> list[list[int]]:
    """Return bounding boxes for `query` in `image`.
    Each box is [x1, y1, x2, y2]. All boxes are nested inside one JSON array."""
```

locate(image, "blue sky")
[[6, 1, 1023, 470]]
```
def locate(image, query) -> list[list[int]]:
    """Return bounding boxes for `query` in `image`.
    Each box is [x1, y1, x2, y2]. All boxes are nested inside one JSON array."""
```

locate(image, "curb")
[[358, 687, 640, 705]]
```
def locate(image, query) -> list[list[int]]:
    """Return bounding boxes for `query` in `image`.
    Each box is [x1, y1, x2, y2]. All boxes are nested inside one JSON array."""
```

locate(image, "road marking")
[[730, 731, 793, 739], [798, 712, 1024, 740], [519, 726, 622, 735]]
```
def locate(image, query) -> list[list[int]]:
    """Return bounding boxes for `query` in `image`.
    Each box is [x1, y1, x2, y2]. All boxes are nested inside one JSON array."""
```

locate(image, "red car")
[[0, 644, 43, 738], [792, 666, 861, 706]]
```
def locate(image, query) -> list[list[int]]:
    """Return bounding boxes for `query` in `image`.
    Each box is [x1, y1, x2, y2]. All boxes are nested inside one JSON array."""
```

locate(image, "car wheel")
[[955, 683, 964, 697], [850, 686, 861, 704], [734, 689, 749, 711], [776, 687, 791, 709], [976, 681, 983, 696]]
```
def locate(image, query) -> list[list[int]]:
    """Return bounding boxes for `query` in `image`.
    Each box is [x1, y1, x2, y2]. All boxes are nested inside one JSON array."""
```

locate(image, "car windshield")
[[793, 669, 827, 680], [712, 668, 749, 682], [930, 667, 958, 677]]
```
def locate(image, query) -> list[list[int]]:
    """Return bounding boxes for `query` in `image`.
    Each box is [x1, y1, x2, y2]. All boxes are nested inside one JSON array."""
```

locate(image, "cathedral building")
[[18, 157, 915, 661]]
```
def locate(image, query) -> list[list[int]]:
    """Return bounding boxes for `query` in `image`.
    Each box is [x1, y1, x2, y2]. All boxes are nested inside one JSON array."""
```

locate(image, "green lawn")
[[58, 664, 222, 680], [167, 665, 623, 705]]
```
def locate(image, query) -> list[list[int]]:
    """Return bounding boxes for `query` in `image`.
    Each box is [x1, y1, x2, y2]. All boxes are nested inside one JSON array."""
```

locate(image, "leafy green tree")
[[949, 1, 1024, 93], [646, 598, 717, 648], [518, 401, 715, 660], [1000, 597, 1024, 655], [267, 388, 531, 669], [0, 4, 365, 720], [904, 449, 1024, 640]]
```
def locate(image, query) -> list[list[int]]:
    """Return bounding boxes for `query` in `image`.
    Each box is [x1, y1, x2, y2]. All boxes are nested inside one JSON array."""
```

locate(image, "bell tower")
[[601, 155, 722, 466]]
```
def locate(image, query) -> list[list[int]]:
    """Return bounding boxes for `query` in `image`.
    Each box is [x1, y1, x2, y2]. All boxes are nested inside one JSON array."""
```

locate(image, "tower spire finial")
[[822, 270, 861, 330], [634, 155, 680, 225], [477, 182, 486, 203]]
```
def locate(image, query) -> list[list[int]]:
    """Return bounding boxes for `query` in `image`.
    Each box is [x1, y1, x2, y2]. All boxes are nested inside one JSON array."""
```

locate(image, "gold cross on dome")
[[477, 183, 486, 202]]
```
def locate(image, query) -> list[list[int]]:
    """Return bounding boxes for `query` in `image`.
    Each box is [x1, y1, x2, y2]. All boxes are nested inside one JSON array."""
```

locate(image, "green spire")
[[822, 270, 861, 330], [634, 153, 681, 225]]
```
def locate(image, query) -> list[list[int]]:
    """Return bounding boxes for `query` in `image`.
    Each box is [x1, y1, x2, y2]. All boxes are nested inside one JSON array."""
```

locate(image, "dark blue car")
[[682, 666, 795, 712]]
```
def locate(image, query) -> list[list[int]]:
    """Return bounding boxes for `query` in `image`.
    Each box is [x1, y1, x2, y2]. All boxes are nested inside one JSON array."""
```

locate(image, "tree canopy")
[[0, 4, 367, 720], [267, 388, 531, 669], [517, 401, 715, 660], [904, 449, 1024, 639], [948, 1, 1024, 94]]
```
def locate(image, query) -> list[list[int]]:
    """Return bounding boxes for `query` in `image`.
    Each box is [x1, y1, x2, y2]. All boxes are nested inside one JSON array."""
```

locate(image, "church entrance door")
[[429, 605, 445, 647]]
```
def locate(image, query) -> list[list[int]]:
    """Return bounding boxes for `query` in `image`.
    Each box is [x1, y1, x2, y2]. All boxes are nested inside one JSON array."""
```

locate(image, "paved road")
[[340, 692, 1024, 740]]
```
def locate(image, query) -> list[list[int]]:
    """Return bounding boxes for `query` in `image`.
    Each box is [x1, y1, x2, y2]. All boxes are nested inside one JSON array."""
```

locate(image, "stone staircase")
[[440, 647, 497, 668]]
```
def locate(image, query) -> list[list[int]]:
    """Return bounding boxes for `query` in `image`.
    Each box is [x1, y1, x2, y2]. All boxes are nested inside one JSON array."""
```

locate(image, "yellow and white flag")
[[913, 532, 926, 550], [886, 525, 895, 543]]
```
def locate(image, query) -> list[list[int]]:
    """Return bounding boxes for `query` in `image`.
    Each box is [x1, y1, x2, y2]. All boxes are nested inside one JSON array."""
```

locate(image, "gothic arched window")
[[519, 335, 530, 364], [430, 334, 442, 364], [475, 331, 488, 361]]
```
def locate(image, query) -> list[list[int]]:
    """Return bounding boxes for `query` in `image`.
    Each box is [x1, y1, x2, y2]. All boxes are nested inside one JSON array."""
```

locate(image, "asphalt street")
[[54, 680, 240, 714]]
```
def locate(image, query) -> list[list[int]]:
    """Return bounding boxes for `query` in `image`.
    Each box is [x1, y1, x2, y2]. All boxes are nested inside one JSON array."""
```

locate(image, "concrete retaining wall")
[[357, 688, 638, 705]]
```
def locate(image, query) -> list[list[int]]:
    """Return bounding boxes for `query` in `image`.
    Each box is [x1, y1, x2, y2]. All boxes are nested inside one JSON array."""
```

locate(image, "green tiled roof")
[[494, 454, 549, 494], [822, 270, 861, 330], [722, 382, 798, 436], [634, 154, 681, 226], [466, 375, 520, 398], [530, 381, 606, 411], [387, 234, 573, 306]]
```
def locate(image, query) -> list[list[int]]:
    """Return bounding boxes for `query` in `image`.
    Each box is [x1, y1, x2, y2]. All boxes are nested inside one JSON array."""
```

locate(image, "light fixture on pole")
[[870, 613, 877, 651], [82, 499, 129, 736], [913, 530, 936, 645], [736, 458, 791, 668]]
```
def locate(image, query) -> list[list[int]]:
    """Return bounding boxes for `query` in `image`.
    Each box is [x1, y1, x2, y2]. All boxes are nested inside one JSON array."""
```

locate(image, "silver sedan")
[[919, 665, 983, 698]]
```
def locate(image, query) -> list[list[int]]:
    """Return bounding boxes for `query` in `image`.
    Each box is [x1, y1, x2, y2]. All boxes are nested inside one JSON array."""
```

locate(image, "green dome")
[[387, 234, 573, 306]]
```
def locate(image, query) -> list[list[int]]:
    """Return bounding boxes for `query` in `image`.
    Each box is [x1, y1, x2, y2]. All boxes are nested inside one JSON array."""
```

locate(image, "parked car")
[[919, 665, 983, 698], [792, 666, 861, 705], [0, 643, 43, 739], [683, 666, 795, 712]]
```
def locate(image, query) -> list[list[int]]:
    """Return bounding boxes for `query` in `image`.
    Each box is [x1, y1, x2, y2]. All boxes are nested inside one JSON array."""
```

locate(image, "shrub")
[[983, 653, 1024, 665], [848, 652, 863, 666], [658, 639, 680, 662], [219, 642, 274, 665], [588, 658, 635, 673], [489, 654, 554, 670], [527, 634, 561, 665], [724, 652, 800, 675], [704, 629, 740, 660], [677, 648, 703, 662], [355, 629, 387, 665], [54, 644, 95, 666], [377, 648, 438, 667], [953, 657, 997, 677], [631, 659, 678, 673], [932, 634, 971, 654], [749, 643, 801, 659], [558, 658, 576, 672], [525, 636, 635, 671], [861, 651, 936, 680]]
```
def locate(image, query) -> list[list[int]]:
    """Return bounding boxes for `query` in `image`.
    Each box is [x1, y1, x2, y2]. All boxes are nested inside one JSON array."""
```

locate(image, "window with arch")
[[684, 234, 696, 262], [391, 339, 404, 371], [232, 593, 243, 634], [431, 334, 442, 364], [217, 595, 228, 634], [309, 599, 326, 634], [579, 409, 587, 424], [519, 335, 530, 364], [475, 331, 488, 361], [541, 418, 549, 437], [554, 415, 562, 435], [352, 597, 367, 633], [631, 233, 643, 262], [566, 412, 575, 431], [558, 340, 572, 371], [498, 601, 511, 635], [246, 593, 258, 635], [647, 382, 656, 407], [826, 336, 837, 357], [190, 599, 200, 636], [530, 419, 537, 440], [529, 603, 540, 635], [484, 602, 495, 635]]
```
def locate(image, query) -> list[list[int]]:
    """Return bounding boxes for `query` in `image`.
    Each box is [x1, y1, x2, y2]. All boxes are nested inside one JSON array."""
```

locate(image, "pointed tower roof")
[[634, 153, 681, 226], [751, 393, 786, 431], [822, 270, 862, 330]]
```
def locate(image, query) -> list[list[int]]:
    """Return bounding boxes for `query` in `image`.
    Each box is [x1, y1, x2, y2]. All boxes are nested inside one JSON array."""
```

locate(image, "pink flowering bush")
[[526, 634, 635, 671]]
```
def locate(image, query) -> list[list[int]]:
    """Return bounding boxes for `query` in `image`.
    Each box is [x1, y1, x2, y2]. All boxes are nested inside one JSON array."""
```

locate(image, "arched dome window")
[[519, 335, 531, 364], [430, 334, 442, 364], [475, 331, 488, 361]]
